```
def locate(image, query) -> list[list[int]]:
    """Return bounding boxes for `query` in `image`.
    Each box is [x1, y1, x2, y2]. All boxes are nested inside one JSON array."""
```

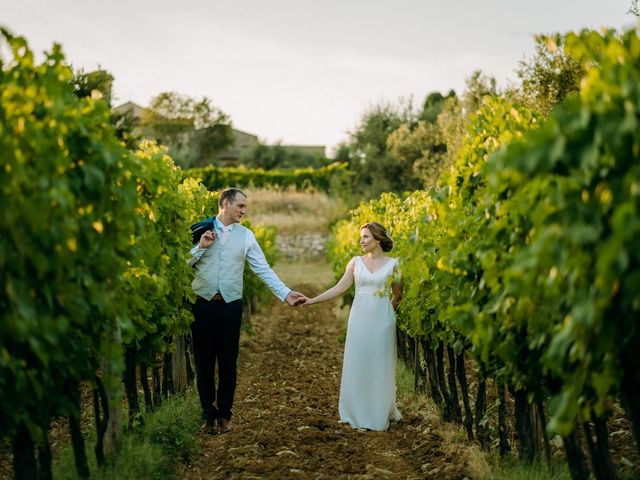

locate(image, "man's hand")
[[285, 291, 308, 306], [199, 230, 216, 249]]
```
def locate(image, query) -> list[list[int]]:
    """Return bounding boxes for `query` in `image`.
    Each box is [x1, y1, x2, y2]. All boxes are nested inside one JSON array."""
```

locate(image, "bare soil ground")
[[180, 283, 473, 480]]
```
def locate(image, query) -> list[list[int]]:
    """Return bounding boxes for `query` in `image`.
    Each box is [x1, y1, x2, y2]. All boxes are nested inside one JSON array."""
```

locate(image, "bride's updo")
[[361, 221, 393, 252]]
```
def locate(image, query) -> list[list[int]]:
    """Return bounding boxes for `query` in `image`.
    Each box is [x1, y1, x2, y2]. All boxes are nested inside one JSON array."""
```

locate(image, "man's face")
[[224, 193, 247, 223]]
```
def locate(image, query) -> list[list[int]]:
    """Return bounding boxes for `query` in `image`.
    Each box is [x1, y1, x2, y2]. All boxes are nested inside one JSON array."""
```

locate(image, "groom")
[[188, 187, 306, 434]]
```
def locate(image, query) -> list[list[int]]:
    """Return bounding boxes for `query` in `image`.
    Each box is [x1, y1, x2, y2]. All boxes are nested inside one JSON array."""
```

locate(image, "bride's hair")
[[361, 222, 393, 252]]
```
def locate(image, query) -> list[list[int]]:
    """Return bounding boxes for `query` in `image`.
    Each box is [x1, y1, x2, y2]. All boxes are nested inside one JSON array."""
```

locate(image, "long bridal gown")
[[338, 256, 402, 431]]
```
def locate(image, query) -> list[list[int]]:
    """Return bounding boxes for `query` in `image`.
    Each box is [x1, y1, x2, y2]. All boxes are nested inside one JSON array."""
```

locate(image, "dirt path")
[[180, 284, 472, 480]]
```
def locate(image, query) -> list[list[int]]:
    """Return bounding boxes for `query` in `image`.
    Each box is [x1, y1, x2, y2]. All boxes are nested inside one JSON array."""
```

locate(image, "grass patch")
[[53, 391, 201, 480], [396, 359, 440, 423], [139, 391, 201, 463], [250, 212, 330, 235], [244, 187, 342, 216], [244, 187, 347, 234], [481, 455, 571, 480]]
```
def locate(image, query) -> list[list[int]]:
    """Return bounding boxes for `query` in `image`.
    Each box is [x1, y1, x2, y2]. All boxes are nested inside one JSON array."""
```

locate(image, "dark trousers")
[[191, 296, 242, 422]]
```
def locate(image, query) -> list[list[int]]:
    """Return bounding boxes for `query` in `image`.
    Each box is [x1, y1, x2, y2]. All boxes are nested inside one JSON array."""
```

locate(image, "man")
[[188, 187, 305, 434]]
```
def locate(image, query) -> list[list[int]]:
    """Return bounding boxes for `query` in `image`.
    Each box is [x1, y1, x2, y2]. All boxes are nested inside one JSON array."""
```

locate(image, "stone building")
[[112, 101, 325, 166]]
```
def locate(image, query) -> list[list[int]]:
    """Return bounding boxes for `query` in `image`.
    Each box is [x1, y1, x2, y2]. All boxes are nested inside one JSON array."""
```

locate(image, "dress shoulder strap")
[[347, 256, 359, 272]]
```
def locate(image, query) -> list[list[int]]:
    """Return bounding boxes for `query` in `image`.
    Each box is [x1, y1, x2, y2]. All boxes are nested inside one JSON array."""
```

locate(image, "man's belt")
[[212, 293, 224, 302]]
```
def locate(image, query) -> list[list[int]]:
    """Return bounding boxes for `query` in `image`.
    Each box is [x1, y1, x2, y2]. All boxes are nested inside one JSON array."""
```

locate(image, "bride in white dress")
[[305, 222, 403, 431]]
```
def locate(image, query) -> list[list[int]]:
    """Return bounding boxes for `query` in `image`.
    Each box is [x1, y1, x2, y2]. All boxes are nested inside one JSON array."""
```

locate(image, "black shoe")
[[200, 419, 218, 435], [217, 418, 231, 434]]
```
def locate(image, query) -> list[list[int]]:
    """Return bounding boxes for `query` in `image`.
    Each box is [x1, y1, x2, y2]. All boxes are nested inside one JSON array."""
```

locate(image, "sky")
[[2, 0, 637, 156]]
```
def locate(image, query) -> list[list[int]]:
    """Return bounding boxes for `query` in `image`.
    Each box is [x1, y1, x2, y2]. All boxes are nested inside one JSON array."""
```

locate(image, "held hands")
[[285, 291, 309, 307], [199, 230, 216, 248]]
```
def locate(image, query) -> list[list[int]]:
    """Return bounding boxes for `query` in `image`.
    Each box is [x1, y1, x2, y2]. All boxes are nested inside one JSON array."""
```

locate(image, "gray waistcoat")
[[191, 225, 247, 302]]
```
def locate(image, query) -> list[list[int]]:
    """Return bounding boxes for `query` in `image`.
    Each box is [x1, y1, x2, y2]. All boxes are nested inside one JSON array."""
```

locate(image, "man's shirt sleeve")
[[244, 230, 291, 301], [187, 244, 207, 267]]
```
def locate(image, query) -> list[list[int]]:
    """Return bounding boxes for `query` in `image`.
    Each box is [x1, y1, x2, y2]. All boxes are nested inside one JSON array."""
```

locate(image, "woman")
[[305, 221, 402, 431]]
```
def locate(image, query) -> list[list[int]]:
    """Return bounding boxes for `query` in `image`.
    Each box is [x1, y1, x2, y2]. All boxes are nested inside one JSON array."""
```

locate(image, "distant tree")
[[333, 143, 352, 167], [386, 90, 455, 188], [386, 79, 500, 191], [433, 72, 499, 182], [339, 84, 500, 199], [420, 90, 456, 123], [462, 70, 498, 114], [140, 92, 234, 168], [72, 68, 114, 106], [339, 99, 416, 199], [515, 35, 585, 116], [387, 120, 446, 189], [72, 68, 140, 149], [240, 143, 327, 169], [630, 0, 639, 16], [436, 96, 465, 178]]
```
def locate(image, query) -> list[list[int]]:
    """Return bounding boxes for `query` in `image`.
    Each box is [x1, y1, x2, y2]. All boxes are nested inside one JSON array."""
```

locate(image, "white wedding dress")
[[338, 256, 402, 431]]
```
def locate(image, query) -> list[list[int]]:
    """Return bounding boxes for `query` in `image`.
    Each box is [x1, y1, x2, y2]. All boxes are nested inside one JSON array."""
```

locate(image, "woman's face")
[[359, 227, 378, 253]]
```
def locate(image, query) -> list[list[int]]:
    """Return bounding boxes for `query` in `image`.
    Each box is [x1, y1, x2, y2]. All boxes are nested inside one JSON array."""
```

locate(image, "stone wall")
[[276, 233, 328, 260]]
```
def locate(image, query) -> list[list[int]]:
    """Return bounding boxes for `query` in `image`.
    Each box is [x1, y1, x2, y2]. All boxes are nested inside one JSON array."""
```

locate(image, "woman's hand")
[[285, 291, 308, 306]]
